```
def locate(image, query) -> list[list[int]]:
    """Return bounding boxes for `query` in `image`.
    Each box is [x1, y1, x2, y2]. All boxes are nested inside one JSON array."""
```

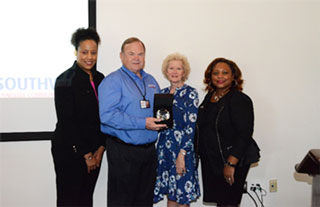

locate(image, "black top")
[[197, 89, 255, 173], [52, 61, 105, 158]]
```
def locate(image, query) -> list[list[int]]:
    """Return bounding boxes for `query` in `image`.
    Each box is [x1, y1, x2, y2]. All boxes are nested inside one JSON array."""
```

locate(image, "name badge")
[[140, 100, 150, 109]]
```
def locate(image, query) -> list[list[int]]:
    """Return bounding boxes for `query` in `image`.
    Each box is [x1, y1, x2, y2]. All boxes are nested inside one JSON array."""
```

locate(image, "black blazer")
[[52, 61, 105, 158], [197, 89, 256, 170]]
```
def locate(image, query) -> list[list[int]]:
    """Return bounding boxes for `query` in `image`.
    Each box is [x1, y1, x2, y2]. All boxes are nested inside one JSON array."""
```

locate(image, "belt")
[[109, 135, 156, 148]]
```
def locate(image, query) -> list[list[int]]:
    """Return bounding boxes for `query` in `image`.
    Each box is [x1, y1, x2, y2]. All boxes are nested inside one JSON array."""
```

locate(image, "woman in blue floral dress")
[[154, 53, 200, 206]]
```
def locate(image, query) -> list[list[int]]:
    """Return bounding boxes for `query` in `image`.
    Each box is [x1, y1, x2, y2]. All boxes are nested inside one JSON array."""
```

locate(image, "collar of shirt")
[[121, 65, 147, 80], [161, 84, 187, 94]]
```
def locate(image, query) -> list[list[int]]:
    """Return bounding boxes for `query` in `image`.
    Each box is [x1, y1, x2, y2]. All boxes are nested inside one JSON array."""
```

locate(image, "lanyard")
[[122, 68, 147, 100]]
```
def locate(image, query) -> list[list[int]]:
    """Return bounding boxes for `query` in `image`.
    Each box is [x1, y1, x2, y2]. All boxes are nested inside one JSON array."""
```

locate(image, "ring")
[[227, 178, 231, 181]]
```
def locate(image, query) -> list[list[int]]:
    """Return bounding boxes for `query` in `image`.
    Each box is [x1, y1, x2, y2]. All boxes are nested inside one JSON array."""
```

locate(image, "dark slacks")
[[106, 136, 157, 207], [201, 156, 250, 205], [52, 147, 100, 207]]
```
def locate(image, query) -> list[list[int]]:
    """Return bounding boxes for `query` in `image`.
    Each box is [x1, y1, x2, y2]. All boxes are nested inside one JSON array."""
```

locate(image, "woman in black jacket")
[[51, 28, 105, 207], [197, 57, 260, 207]]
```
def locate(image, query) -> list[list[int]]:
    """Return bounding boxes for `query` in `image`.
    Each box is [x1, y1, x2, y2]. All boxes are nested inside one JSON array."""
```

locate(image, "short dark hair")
[[121, 37, 145, 53], [204, 57, 244, 92], [71, 27, 100, 51]]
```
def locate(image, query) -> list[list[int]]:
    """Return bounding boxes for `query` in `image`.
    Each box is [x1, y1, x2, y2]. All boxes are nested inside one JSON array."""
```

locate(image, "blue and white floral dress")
[[154, 84, 200, 205]]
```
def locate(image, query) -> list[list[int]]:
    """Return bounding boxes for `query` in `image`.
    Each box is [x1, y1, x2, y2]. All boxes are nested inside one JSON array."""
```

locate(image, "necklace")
[[213, 92, 222, 102], [211, 89, 230, 102]]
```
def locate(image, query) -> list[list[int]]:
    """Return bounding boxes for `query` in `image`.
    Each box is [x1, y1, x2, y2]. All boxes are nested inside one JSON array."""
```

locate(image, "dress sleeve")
[[179, 87, 199, 153]]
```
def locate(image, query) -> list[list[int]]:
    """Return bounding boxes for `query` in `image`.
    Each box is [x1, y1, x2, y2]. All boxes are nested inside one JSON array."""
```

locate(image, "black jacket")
[[197, 89, 258, 171], [52, 61, 105, 158]]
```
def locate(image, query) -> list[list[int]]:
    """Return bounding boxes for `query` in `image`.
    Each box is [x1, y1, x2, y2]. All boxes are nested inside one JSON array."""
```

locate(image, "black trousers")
[[201, 156, 250, 205], [106, 136, 157, 207], [52, 147, 100, 207]]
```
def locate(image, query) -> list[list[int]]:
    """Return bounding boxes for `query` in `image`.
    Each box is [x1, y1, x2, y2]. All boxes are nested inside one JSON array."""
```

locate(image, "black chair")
[[295, 149, 320, 207]]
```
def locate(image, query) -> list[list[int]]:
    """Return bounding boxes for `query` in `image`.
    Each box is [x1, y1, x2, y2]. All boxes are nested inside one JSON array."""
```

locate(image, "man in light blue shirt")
[[98, 37, 166, 207]]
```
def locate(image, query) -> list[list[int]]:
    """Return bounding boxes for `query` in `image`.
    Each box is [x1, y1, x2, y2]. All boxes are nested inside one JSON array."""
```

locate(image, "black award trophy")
[[153, 94, 173, 128]]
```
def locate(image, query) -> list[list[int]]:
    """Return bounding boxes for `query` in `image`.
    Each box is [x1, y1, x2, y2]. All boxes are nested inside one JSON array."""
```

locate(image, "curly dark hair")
[[71, 27, 100, 51], [204, 57, 243, 92]]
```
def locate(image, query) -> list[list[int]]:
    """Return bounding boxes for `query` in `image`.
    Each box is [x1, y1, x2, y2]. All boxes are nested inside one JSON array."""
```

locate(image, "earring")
[[74, 50, 77, 56], [233, 80, 238, 87]]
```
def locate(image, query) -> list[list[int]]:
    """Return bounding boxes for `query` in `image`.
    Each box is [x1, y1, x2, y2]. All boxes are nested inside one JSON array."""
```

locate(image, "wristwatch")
[[225, 161, 236, 168]]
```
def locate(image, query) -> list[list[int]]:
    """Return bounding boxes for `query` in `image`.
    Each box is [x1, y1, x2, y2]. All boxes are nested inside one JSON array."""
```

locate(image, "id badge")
[[140, 100, 150, 109]]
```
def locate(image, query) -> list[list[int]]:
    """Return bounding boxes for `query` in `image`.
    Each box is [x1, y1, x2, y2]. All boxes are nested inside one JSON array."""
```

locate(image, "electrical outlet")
[[269, 179, 277, 192], [246, 180, 267, 193], [250, 183, 260, 191], [250, 184, 256, 192]]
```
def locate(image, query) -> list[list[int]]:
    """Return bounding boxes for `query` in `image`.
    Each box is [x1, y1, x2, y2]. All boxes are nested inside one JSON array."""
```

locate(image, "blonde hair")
[[161, 53, 191, 82]]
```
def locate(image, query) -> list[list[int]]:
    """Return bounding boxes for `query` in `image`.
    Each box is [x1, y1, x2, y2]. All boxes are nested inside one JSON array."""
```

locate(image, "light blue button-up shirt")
[[98, 66, 160, 145]]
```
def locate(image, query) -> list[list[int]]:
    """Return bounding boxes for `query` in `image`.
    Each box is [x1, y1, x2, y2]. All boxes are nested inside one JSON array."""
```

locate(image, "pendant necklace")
[[212, 89, 230, 102]]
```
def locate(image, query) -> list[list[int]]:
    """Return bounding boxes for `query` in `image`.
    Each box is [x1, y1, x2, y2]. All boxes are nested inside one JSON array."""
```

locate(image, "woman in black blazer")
[[197, 57, 260, 207], [51, 28, 105, 207]]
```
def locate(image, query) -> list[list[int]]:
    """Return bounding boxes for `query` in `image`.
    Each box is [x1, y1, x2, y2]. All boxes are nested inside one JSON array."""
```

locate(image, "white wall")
[[1, 0, 320, 206]]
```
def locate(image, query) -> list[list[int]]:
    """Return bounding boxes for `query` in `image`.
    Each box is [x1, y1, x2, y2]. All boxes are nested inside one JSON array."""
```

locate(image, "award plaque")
[[153, 93, 174, 128]]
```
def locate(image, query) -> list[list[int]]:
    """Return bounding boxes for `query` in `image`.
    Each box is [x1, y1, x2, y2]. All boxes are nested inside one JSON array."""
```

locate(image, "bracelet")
[[85, 156, 93, 161], [180, 150, 186, 156], [225, 161, 236, 168]]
